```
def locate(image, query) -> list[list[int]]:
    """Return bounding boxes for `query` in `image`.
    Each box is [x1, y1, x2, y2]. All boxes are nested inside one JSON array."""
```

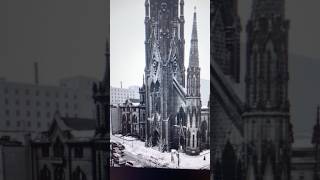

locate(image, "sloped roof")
[[61, 117, 96, 131]]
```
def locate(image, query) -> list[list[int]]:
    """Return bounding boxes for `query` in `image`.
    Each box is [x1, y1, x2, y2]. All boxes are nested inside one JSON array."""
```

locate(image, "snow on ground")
[[111, 134, 210, 169]]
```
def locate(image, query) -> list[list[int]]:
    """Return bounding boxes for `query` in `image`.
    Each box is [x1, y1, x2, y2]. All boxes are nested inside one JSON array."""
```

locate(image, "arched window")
[[72, 166, 86, 180], [40, 165, 51, 180], [54, 166, 65, 180], [53, 138, 64, 158]]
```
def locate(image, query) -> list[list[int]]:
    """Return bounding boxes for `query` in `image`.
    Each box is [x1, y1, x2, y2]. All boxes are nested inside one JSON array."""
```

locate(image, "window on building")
[[65, 103, 69, 109], [74, 104, 78, 110], [37, 111, 41, 118], [15, 89, 19, 95], [27, 121, 31, 127], [26, 100, 30, 106], [36, 101, 40, 107], [72, 166, 86, 180], [37, 122, 41, 128], [25, 89, 29, 95], [65, 93, 68, 98], [46, 102, 50, 108], [4, 88, 8, 94], [56, 102, 59, 109], [35, 90, 39, 96], [74, 147, 83, 158], [73, 95, 77, 100], [15, 100, 20, 106], [55, 92, 59, 98], [26, 111, 31, 117], [4, 98, 8, 105], [42, 146, 49, 157], [53, 138, 64, 157], [46, 112, 51, 118], [16, 121, 21, 127], [54, 166, 64, 180], [45, 92, 50, 97], [5, 110, 10, 116], [6, 120, 10, 127], [16, 110, 20, 117], [40, 165, 51, 180]]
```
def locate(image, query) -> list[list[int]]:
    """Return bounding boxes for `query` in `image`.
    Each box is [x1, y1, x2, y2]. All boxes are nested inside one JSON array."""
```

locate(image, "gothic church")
[[143, 0, 207, 155]]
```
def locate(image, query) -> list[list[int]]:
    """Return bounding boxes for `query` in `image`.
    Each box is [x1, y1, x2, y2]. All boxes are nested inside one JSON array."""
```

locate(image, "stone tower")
[[211, 0, 241, 83], [243, 0, 291, 179], [186, 8, 201, 155], [144, 0, 186, 151], [92, 40, 109, 180]]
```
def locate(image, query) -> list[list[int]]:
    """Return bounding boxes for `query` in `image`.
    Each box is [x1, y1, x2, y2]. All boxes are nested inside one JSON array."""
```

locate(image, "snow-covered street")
[[111, 134, 210, 169]]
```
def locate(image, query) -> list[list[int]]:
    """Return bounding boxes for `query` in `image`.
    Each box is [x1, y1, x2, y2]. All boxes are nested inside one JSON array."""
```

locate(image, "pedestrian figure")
[[203, 155, 206, 161]]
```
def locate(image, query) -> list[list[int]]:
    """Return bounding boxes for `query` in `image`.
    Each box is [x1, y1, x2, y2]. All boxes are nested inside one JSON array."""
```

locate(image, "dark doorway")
[[152, 130, 160, 146]]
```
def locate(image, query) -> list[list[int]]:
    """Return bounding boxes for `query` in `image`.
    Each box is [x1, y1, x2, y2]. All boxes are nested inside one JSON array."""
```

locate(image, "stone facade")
[[119, 99, 146, 141], [211, 0, 293, 179]]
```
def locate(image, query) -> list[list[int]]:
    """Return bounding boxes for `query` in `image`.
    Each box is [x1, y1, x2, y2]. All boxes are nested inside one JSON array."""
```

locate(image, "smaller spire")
[[188, 7, 199, 68], [145, 0, 150, 18], [180, 0, 184, 16]]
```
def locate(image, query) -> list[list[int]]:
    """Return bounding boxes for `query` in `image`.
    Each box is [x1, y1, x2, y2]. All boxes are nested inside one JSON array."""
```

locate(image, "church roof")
[[32, 112, 96, 143], [211, 63, 245, 134], [61, 117, 96, 131]]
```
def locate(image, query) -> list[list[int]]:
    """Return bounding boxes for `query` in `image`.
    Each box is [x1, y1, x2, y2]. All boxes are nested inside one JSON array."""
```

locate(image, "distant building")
[[0, 76, 97, 143], [110, 86, 139, 105], [119, 99, 146, 141], [110, 105, 121, 134]]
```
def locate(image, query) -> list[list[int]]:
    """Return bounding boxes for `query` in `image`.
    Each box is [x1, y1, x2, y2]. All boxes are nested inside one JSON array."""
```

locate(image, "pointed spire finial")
[[194, 6, 196, 12], [188, 7, 199, 68]]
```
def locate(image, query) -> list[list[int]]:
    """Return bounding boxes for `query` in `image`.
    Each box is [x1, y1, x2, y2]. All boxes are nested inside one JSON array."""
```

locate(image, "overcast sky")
[[1, 0, 320, 136], [1, 0, 320, 85], [110, 0, 210, 88]]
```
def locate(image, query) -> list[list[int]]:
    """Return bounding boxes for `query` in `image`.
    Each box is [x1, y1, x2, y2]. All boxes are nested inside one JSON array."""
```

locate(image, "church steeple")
[[189, 7, 199, 68], [187, 7, 200, 97]]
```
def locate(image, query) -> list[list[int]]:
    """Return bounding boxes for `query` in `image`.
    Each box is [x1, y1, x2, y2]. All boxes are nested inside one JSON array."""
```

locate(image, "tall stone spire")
[[188, 7, 199, 68]]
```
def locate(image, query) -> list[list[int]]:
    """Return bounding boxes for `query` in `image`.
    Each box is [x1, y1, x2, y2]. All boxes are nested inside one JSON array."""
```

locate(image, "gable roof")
[[61, 117, 96, 131], [33, 112, 96, 143]]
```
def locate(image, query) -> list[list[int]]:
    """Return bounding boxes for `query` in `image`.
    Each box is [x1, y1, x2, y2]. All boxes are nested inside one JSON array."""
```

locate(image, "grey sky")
[[110, 0, 210, 88], [1, 0, 320, 137], [1, 0, 320, 84]]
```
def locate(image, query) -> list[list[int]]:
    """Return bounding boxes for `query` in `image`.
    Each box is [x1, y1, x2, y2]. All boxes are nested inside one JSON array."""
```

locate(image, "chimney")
[[120, 81, 123, 89], [34, 62, 39, 85]]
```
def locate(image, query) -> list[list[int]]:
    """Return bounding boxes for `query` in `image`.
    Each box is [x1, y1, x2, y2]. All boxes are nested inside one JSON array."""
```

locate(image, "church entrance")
[[152, 130, 160, 147], [179, 136, 185, 150]]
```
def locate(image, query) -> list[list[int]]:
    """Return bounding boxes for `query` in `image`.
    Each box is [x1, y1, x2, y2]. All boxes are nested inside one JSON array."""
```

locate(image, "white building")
[[0, 76, 97, 142], [110, 86, 139, 105]]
